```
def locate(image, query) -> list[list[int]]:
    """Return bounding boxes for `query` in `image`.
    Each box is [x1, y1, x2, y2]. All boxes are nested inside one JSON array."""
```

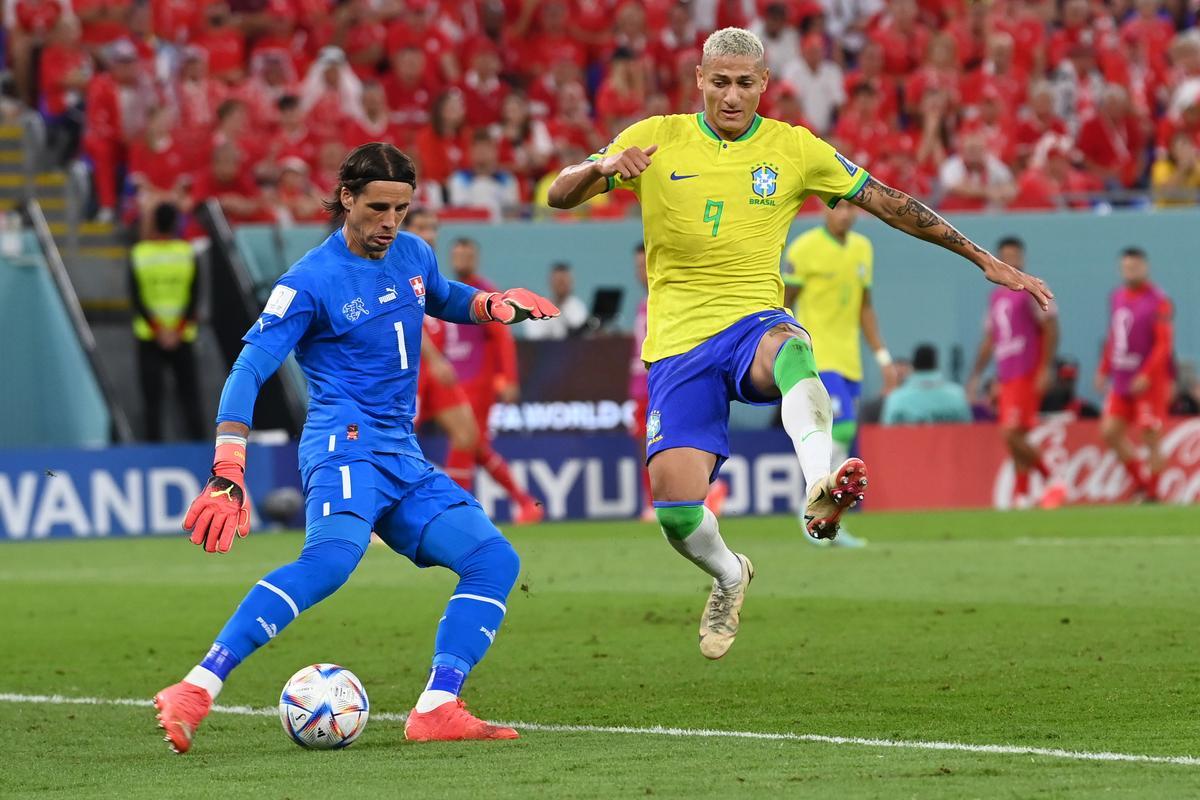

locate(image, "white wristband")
[[874, 348, 893, 367], [215, 433, 248, 449]]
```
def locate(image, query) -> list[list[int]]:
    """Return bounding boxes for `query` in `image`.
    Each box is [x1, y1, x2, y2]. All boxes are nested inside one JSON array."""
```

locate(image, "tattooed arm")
[[847, 176, 1054, 309]]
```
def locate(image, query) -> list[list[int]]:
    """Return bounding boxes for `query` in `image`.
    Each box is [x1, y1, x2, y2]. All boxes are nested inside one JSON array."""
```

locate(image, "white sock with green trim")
[[665, 507, 743, 591], [781, 378, 833, 495]]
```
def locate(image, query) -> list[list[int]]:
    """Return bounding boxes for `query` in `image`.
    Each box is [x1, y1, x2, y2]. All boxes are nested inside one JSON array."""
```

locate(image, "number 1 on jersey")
[[394, 321, 408, 369], [703, 199, 723, 237]]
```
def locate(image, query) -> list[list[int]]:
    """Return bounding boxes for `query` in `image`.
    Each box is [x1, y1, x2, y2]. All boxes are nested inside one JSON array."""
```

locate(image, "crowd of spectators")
[[7, 0, 1200, 228]]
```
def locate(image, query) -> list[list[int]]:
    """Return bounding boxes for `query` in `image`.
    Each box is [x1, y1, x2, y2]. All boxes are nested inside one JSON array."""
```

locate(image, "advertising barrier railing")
[[2, 419, 1195, 540]]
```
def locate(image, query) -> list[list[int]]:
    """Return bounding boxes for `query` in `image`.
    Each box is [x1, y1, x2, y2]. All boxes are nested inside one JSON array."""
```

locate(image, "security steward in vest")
[[130, 202, 204, 441]]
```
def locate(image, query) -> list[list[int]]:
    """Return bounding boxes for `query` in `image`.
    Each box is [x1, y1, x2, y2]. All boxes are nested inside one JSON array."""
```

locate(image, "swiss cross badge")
[[409, 276, 426, 297]]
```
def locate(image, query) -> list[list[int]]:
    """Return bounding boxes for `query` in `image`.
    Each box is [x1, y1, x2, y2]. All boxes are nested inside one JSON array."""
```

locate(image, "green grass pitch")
[[3, 506, 1199, 799]]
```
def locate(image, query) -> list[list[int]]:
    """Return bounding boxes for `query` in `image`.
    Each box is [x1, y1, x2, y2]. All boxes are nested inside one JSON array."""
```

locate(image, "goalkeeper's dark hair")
[[323, 143, 418, 225]]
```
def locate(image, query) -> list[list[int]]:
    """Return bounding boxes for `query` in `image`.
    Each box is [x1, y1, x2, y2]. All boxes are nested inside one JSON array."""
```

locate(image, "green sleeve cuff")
[[826, 170, 870, 209]]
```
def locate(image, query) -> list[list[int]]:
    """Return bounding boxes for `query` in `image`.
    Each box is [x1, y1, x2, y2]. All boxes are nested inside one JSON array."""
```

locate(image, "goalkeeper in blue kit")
[[153, 143, 559, 752]]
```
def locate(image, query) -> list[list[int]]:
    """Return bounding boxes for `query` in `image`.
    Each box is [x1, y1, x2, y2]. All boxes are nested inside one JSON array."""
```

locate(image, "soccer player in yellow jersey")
[[547, 28, 1052, 660], [782, 202, 897, 548]]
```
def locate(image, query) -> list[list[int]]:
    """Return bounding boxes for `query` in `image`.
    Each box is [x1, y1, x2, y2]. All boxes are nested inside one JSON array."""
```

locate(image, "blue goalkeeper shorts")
[[301, 452, 481, 566], [645, 309, 803, 480]]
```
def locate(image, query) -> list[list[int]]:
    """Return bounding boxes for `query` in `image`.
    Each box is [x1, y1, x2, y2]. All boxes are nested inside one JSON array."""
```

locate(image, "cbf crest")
[[342, 297, 369, 322], [749, 162, 780, 206], [646, 409, 662, 444]]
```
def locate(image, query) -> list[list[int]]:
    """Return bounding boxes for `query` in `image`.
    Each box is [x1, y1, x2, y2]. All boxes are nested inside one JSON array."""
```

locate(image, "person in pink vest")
[[967, 237, 1060, 507], [1095, 247, 1175, 501]]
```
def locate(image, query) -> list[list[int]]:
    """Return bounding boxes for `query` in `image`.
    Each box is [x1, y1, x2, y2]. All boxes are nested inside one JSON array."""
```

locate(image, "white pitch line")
[[2, 692, 1198, 767]]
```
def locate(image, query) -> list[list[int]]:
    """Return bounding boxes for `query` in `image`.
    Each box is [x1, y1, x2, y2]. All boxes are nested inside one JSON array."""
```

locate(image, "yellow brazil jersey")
[[783, 226, 873, 381], [589, 113, 869, 363]]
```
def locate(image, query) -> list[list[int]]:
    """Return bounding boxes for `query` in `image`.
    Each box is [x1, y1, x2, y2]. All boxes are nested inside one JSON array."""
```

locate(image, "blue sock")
[[199, 517, 367, 681], [199, 643, 240, 681], [430, 538, 519, 676], [426, 664, 467, 696], [414, 506, 520, 704]]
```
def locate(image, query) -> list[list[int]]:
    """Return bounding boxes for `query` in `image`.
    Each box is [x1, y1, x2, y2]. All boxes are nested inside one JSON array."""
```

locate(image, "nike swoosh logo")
[[670, 171, 699, 181]]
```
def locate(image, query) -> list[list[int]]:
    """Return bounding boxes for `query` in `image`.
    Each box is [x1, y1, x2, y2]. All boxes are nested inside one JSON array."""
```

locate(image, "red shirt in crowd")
[[16, 0, 63, 34], [128, 135, 191, 192], [195, 25, 246, 79], [345, 20, 387, 80], [415, 125, 470, 184], [190, 169, 266, 223], [39, 44, 90, 116], [1076, 112, 1145, 186], [83, 72, 123, 143], [1120, 13, 1175, 70], [1011, 165, 1098, 210], [459, 66, 508, 128], [153, 0, 201, 43], [73, 0, 134, 48], [271, 124, 321, 168], [869, 19, 931, 76]]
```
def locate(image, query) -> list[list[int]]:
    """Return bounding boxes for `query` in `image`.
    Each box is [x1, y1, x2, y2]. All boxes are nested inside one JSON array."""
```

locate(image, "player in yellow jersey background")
[[547, 28, 1052, 662], [783, 202, 898, 548]]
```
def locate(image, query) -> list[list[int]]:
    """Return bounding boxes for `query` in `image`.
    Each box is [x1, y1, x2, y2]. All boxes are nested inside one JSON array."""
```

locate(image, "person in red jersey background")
[[405, 208, 482, 489], [442, 237, 543, 524], [1095, 247, 1175, 501]]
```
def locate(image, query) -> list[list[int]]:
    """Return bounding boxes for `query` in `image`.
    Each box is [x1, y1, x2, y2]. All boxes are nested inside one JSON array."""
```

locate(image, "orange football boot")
[[404, 698, 519, 742], [154, 681, 213, 754]]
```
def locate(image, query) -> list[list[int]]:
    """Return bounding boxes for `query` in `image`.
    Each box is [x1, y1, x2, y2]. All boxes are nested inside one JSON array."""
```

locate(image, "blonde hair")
[[701, 27, 765, 65]]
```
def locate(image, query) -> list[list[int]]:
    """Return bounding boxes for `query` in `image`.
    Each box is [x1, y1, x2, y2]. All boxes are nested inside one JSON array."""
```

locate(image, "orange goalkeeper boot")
[[154, 681, 213, 754], [404, 698, 519, 742]]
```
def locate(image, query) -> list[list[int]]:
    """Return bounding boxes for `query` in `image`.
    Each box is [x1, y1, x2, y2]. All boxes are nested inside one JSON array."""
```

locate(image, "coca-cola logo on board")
[[992, 416, 1200, 508]]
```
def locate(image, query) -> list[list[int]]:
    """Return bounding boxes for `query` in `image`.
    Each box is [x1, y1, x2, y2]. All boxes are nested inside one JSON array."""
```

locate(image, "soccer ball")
[[278, 663, 369, 749]]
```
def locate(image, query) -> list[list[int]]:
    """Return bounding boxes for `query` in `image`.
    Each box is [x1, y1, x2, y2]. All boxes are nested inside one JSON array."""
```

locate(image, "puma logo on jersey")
[[257, 616, 277, 639], [480, 626, 496, 643], [378, 286, 398, 304]]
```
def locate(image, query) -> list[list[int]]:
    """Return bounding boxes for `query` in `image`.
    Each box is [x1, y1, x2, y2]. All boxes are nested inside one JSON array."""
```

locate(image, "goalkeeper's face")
[[696, 55, 769, 139], [342, 180, 414, 260]]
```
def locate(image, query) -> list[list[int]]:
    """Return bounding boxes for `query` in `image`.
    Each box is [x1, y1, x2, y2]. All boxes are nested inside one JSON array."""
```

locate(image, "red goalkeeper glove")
[[183, 437, 251, 553], [472, 289, 560, 324]]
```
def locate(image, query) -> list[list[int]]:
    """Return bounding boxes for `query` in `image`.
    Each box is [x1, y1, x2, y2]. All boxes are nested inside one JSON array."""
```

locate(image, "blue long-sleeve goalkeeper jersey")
[[222, 228, 476, 475]]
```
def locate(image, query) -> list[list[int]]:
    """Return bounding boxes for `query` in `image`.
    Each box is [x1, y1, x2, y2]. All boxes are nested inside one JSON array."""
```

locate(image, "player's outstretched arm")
[[471, 289, 560, 325], [546, 144, 658, 209], [848, 176, 1054, 310]]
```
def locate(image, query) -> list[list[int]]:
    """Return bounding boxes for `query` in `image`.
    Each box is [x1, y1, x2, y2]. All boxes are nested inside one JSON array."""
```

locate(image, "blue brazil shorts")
[[645, 310, 804, 479]]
